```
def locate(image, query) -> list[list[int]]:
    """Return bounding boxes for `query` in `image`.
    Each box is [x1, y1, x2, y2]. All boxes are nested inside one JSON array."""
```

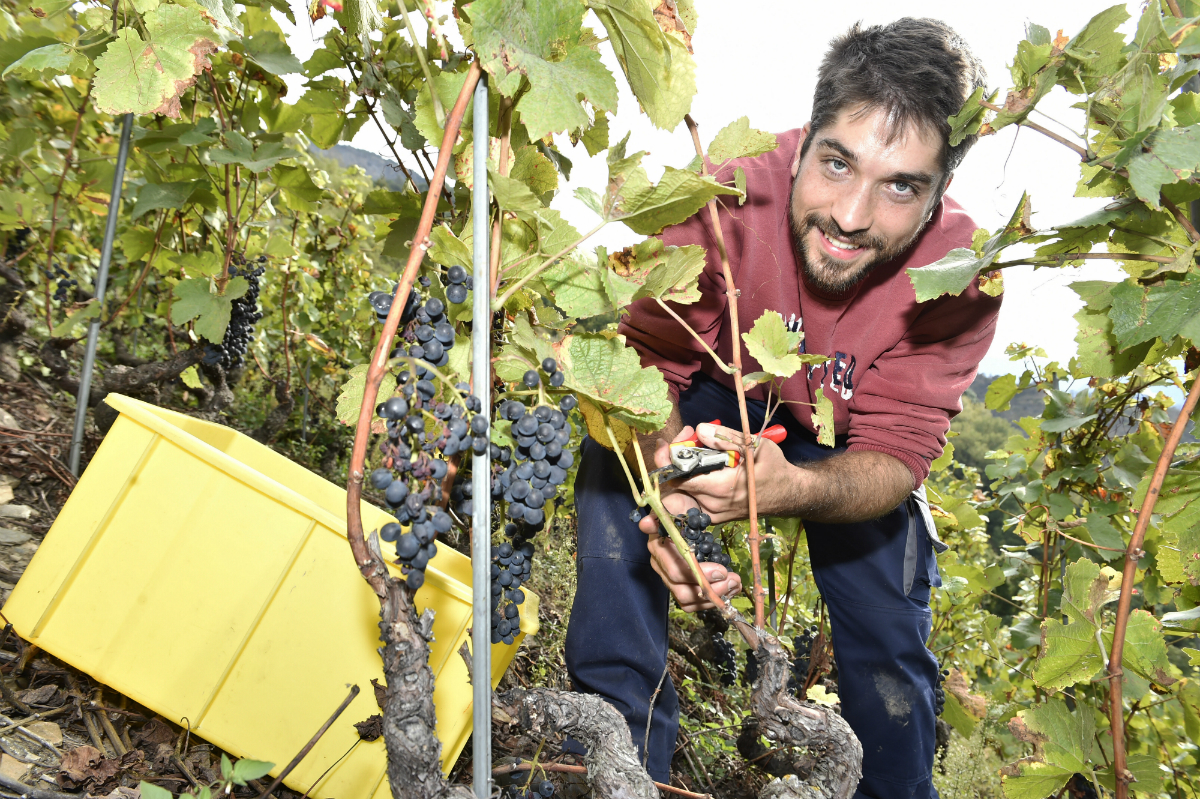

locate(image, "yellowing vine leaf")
[[741, 311, 805, 380], [555, 334, 672, 431], [811, 387, 835, 447], [94, 5, 222, 117]]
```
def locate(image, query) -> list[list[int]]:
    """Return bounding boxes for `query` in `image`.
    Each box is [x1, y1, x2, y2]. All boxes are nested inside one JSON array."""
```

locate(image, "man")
[[565, 17, 1000, 799]]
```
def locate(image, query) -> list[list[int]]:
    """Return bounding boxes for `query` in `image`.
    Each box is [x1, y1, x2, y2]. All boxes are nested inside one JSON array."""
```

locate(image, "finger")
[[672, 425, 697, 444], [653, 437, 672, 469], [695, 422, 744, 451], [648, 538, 707, 585]]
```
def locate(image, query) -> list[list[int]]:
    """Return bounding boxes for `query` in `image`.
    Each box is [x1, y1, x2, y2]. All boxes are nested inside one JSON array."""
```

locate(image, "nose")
[[829, 181, 873, 236]]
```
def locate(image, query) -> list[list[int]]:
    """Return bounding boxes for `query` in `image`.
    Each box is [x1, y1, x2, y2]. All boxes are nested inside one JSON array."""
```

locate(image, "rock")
[[0, 527, 30, 545], [0, 408, 19, 430], [0, 505, 33, 520], [0, 753, 28, 783], [0, 484, 11, 505], [25, 721, 63, 745]]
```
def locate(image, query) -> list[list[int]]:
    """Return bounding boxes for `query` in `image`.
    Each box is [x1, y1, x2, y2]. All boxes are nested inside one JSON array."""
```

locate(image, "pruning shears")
[[646, 419, 788, 484]]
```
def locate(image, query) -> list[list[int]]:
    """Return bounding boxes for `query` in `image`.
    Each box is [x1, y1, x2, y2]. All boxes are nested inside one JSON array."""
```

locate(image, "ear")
[[943, 174, 954, 193], [791, 124, 810, 177]]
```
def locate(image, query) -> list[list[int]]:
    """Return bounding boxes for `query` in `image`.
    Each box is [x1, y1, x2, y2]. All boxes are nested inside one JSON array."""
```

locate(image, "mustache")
[[797, 213, 888, 253]]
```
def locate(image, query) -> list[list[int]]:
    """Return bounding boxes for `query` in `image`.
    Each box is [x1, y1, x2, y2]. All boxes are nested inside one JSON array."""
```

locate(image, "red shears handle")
[[682, 419, 788, 445]]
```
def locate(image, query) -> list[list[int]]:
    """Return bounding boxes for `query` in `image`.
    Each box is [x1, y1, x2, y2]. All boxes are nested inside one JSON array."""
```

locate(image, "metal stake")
[[69, 113, 134, 476], [469, 74, 493, 799]]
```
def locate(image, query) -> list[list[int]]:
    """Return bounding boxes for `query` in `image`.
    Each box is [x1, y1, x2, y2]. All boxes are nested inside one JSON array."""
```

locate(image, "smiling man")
[[564, 17, 1001, 799]]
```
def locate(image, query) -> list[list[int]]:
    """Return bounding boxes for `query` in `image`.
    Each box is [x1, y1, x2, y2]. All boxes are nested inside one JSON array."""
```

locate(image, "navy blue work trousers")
[[565, 373, 944, 798]]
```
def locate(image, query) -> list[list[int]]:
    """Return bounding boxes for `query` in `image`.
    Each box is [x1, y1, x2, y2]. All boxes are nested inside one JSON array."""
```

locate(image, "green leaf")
[[1073, 302, 1153, 378], [361, 190, 418, 216], [180, 365, 203, 389], [50, 301, 101, 338], [1083, 515, 1125, 560], [1041, 389, 1099, 433], [1134, 0, 1175, 54], [948, 86, 991, 147], [1096, 755, 1163, 795], [94, 5, 221, 117], [984, 373, 1020, 411], [1108, 276, 1200, 350], [591, 0, 696, 130], [1126, 124, 1200, 206], [1059, 557, 1108, 626], [1184, 647, 1200, 665], [510, 146, 559, 198], [633, 243, 707, 305], [2, 43, 91, 79], [270, 165, 324, 205], [603, 144, 740, 235], [208, 131, 293, 172], [231, 759, 273, 783], [1022, 695, 1095, 773], [489, 170, 547, 217], [812, 387, 835, 447], [556, 334, 672, 431], [242, 31, 301, 75], [908, 194, 1031, 301], [1119, 609, 1172, 682], [220, 754, 233, 781], [139, 782, 175, 799], [1003, 764, 1073, 799], [582, 111, 610, 157], [1135, 463, 1200, 583], [542, 255, 623, 319], [1162, 605, 1200, 630], [427, 225, 472, 270], [336, 365, 397, 426], [120, 227, 158, 262], [170, 277, 248, 343], [472, 0, 618, 142], [741, 311, 805, 380], [706, 116, 777, 163], [1033, 619, 1102, 690], [132, 181, 203, 220]]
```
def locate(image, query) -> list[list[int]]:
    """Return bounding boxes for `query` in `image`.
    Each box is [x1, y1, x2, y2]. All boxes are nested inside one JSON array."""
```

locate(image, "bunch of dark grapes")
[[488, 358, 579, 643], [204, 254, 265, 370], [47, 266, 76, 303], [650, 507, 731, 567], [490, 539, 532, 644], [366, 286, 488, 591], [501, 781, 554, 799], [935, 667, 947, 716], [444, 263, 473, 305], [711, 634, 737, 686], [788, 625, 819, 694]]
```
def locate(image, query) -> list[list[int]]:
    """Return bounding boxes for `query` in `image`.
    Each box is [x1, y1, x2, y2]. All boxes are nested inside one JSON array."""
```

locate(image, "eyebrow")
[[814, 137, 938, 187]]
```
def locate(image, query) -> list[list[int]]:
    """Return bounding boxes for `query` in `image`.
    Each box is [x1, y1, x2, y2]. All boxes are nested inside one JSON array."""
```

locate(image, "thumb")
[[695, 422, 744, 452]]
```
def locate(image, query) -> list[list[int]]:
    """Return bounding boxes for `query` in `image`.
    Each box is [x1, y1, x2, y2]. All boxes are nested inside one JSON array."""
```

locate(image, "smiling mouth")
[[815, 227, 867, 261]]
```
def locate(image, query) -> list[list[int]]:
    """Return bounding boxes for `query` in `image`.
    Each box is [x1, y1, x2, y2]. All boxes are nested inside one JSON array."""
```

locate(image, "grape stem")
[[653, 298, 734, 374], [389, 355, 471, 413], [683, 114, 767, 630]]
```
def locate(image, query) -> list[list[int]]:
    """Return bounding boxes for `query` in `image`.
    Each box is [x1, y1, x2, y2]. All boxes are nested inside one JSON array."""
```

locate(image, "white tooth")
[[827, 235, 855, 251]]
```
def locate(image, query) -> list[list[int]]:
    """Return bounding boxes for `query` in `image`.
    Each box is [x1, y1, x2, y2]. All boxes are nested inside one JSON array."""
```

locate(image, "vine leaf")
[[948, 86, 994, 146], [170, 276, 248, 343], [577, 397, 632, 453], [811, 387, 835, 447], [131, 181, 205, 220], [555, 334, 672, 431], [207, 131, 293, 172], [706, 116, 777, 164], [336, 365, 397, 426], [603, 135, 740, 234], [543, 240, 706, 320], [93, 5, 222, 117], [2, 43, 91, 79], [1126, 124, 1200, 206], [427, 225, 472, 270], [741, 311, 806, 380], [907, 194, 1031, 302], [1003, 697, 1095, 799], [590, 0, 695, 130], [471, 0, 618, 142], [1033, 618, 1102, 691], [1108, 275, 1200, 350], [241, 31, 302, 75]]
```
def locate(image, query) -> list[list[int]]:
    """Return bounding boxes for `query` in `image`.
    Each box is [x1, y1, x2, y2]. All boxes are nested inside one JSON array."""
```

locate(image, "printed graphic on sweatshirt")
[[775, 310, 856, 401]]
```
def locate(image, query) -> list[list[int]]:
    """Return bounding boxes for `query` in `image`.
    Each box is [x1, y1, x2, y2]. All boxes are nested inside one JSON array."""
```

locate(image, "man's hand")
[[672, 422, 800, 523], [636, 427, 743, 612]]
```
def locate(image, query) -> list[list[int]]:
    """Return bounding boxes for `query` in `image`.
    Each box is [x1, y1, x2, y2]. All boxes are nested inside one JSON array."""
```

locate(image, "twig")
[[642, 661, 670, 769], [1109, 372, 1200, 799], [95, 709, 127, 757], [0, 708, 69, 736], [0, 715, 58, 758], [683, 114, 766, 629], [1162, 197, 1200, 244], [345, 62, 482, 585], [491, 762, 713, 799], [775, 523, 803, 631], [1058, 531, 1125, 553], [980, 100, 1089, 160], [0, 773, 80, 799], [653, 299, 734, 373], [0, 677, 33, 716], [255, 684, 361, 799]]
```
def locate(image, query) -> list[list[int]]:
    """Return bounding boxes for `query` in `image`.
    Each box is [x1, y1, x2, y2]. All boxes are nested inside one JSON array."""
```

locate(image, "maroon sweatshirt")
[[619, 129, 1002, 488]]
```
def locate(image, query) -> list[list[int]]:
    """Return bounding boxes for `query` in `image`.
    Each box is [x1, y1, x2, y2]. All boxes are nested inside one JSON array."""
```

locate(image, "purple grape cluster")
[[47, 265, 76, 303], [204, 254, 266, 370]]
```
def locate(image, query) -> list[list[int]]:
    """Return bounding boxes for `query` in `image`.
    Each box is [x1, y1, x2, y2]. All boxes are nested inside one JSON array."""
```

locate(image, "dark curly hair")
[[802, 18, 987, 184]]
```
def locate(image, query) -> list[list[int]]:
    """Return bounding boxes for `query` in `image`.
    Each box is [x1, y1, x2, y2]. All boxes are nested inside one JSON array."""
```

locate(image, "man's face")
[[789, 105, 946, 295]]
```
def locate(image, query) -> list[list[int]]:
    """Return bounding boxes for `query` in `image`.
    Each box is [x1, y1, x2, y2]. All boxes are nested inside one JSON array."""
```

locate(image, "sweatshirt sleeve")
[[618, 212, 730, 400], [845, 285, 1002, 488]]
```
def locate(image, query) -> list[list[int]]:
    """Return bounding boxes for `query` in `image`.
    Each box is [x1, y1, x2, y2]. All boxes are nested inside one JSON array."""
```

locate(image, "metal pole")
[[69, 113, 134, 476], [469, 74, 492, 799]]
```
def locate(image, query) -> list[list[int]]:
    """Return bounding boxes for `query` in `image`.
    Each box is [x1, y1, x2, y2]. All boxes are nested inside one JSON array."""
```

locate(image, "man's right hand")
[[636, 427, 743, 612]]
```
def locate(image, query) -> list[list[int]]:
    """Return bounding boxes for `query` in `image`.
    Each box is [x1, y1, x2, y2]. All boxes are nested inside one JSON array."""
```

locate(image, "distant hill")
[[967, 373, 1043, 423], [308, 144, 428, 192]]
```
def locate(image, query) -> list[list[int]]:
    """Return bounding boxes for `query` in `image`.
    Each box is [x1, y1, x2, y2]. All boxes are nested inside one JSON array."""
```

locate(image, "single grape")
[[396, 533, 420, 560], [370, 468, 393, 490], [560, 395, 577, 412], [549, 371, 565, 387], [406, 570, 425, 590], [541, 358, 557, 374], [435, 322, 455, 344], [385, 480, 410, 506], [522, 370, 539, 388], [446, 283, 468, 304]]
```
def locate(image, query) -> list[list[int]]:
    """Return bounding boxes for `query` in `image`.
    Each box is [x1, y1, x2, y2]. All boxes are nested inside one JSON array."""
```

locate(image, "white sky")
[[278, 0, 1141, 377]]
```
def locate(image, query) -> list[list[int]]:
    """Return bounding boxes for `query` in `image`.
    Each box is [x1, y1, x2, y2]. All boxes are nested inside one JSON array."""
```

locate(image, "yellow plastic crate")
[[3, 393, 535, 799]]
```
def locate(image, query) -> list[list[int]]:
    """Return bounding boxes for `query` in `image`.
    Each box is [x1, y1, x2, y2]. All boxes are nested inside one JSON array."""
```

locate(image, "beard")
[[787, 180, 923, 296]]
